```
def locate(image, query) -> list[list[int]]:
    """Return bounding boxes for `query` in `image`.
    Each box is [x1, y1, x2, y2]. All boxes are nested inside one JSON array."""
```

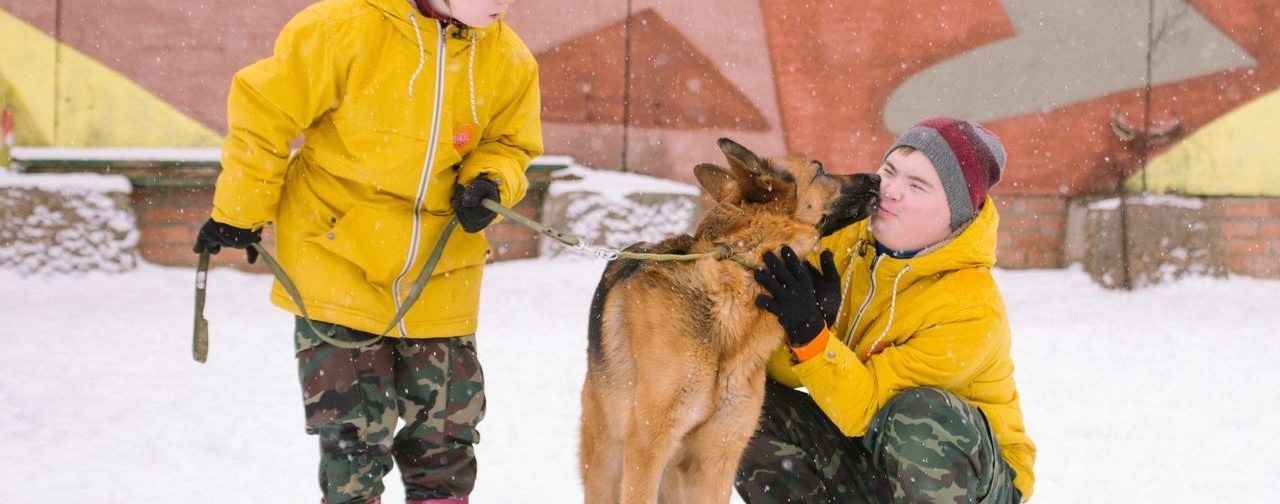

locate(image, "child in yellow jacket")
[[745, 118, 1035, 502], [192, 0, 541, 502]]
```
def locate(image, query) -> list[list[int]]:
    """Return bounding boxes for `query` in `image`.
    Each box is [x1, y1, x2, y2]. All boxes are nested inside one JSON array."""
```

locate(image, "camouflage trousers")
[[295, 318, 486, 504], [735, 381, 1020, 503]]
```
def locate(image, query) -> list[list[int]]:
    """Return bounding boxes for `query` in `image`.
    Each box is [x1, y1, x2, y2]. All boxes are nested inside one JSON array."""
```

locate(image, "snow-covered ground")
[[2, 258, 1279, 502]]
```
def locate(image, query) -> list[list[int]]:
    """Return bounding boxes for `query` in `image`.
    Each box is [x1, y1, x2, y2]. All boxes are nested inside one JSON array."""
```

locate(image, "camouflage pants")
[[295, 318, 486, 504], [735, 381, 1019, 503]]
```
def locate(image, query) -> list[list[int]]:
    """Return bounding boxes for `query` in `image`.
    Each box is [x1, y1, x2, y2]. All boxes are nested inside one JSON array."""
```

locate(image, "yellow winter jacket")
[[766, 198, 1036, 500], [211, 0, 543, 338]]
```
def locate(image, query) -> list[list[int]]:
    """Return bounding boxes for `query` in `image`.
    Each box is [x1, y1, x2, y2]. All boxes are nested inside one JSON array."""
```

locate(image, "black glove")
[[192, 218, 262, 264], [755, 246, 827, 347], [809, 249, 842, 327], [450, 177, 500, 233]]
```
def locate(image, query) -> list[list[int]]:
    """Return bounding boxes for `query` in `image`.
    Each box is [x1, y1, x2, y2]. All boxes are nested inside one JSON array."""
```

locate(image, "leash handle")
[[481, 198, 582, 247], [193, 250, 210, 363]]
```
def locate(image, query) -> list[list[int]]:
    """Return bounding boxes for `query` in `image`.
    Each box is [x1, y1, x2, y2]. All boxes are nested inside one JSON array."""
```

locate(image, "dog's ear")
[[717, 138, 781, 204], [694, 163, 738, 202]]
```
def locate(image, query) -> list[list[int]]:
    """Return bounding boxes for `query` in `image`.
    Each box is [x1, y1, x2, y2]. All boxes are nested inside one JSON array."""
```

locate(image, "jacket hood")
[[363, 0, 500, 42]]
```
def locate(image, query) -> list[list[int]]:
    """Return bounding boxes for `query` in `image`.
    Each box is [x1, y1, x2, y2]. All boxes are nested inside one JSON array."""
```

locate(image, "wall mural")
[[2, 0, 1276, 196], [0, 7, 220, 147], [759, 0, 1279, 196]]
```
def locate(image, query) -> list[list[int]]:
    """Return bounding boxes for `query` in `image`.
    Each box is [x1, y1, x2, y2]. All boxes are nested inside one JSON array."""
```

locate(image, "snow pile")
[[540, 164, 702, 258], [0, 171, 139, 275]]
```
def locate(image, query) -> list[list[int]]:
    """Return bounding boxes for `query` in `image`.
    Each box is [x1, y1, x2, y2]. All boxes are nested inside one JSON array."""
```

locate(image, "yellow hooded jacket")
[[766, 198, 1036, 499], [211, 0, 543, 339]]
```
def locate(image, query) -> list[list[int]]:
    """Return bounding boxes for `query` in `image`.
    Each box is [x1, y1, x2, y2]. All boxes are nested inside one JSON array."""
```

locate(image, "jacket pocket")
[[308, 204, 413, 289], [307, 204, 488, 291]]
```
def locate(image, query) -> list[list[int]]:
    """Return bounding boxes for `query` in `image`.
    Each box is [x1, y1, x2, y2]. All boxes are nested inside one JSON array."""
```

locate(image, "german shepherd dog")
[[580, 138, 880, 503]]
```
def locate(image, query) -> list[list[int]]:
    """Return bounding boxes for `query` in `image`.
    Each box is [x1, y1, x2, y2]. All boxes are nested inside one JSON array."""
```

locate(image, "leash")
[[191, 218, 458, 362], [193, 199, 750, 362], [479, 199, 752, 268]]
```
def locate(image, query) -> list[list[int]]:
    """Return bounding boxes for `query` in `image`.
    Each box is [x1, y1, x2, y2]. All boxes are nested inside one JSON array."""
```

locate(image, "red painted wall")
[[5, 0, 1279, 272]]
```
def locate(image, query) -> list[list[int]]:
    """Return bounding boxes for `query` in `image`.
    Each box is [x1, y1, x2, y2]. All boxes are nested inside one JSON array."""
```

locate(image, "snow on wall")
[[539, 164, 702, 259], [0, 172, 139, 275]]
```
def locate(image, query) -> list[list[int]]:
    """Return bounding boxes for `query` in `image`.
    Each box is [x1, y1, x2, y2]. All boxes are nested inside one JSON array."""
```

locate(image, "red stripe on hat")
[[925, 119, 988, 211], [956, 121, 999, 200]]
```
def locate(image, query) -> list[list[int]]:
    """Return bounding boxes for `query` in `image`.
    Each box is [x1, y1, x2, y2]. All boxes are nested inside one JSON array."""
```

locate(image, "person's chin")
[[870, 214, 890, 229], [870, 218, 901, 246], [468, 13, 503, 28]]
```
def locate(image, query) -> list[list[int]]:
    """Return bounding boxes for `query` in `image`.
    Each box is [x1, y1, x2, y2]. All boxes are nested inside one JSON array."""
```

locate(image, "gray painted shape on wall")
[[883, 0, 1256, 131]]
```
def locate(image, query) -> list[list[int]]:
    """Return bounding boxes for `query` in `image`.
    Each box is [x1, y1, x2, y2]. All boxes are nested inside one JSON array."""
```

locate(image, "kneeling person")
[[743, 117, 1035, 502]]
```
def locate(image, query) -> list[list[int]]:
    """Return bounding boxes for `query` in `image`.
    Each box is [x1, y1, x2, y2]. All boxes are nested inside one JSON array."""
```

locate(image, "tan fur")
[[580, 138, 880, 503]]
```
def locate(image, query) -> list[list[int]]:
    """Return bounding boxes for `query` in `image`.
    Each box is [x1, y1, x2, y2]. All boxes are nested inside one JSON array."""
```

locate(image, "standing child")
[[192, 0, 541, 502], [743, 118, 1035, 502]]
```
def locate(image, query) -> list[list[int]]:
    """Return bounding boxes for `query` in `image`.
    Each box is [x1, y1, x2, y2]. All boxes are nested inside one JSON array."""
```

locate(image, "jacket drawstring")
[[406, 13, 480, 126], [864, 264, 911, 358], [406, 11, 427, 100], [465, 32, 479, 125]]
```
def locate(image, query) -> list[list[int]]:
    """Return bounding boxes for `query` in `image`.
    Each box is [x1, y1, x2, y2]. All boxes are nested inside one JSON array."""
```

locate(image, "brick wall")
[[131, 185, 271, 270], [131, 183, 547, 272], [483, 188, 546, 262], [105, 185, 1280, 278], [990, 194, 1279, 279], [11, 153, 1278, 281], [1081, 196, 1280, 287], [1210, 198, 1280, 277], [994, 195, 1069, 269]]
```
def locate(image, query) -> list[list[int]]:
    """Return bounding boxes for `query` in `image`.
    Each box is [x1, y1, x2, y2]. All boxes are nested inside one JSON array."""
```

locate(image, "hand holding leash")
[[193, 218, 263, 264], [451, 177, 500, 232], [755, 246, 827, 347]]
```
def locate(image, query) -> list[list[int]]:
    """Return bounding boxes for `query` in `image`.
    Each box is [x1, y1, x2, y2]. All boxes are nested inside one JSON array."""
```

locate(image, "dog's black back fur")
[[586, 235, 696, 366]]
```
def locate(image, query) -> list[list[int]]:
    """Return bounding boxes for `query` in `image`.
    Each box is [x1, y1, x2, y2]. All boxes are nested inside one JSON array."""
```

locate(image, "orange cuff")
[[789, 326, 831, 363]]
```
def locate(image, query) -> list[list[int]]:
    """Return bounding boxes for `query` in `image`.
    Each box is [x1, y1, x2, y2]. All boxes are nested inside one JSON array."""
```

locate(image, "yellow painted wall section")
[[0, 8, 220, 147], [0, 9, 55, 145], [1128, 88, 1280, 197]]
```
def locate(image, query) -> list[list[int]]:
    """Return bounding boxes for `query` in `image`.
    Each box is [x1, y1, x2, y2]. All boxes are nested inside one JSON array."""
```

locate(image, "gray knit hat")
[[883, 117, 1007, 230]]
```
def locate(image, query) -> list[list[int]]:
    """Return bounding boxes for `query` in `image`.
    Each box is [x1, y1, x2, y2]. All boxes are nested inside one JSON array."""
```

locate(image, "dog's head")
[[694, 138, 880, 237]]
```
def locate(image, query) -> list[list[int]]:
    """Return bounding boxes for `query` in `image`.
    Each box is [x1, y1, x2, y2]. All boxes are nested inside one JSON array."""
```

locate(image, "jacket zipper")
[[390, 22, 449, 337], [845, 254, 883, 348]]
